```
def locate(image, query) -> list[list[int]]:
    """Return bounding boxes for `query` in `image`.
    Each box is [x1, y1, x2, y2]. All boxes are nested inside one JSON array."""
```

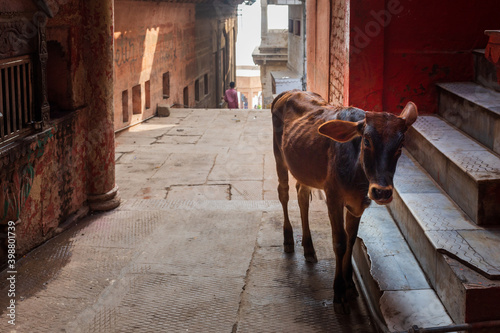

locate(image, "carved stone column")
[[261, 0, 268, 39], [84, 0, 120, 211]]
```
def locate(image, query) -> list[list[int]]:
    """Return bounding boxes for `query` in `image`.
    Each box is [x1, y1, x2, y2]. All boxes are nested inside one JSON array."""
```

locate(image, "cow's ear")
[[399, 102, 418, 127], [318, 119, 364, 142]]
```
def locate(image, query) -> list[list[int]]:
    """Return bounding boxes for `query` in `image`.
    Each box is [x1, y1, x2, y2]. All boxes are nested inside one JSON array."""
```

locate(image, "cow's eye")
[[363, 137, 370, 148]]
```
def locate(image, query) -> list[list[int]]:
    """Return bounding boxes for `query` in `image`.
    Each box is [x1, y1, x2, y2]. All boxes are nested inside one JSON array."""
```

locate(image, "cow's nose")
[[371, 187, 393, 202]]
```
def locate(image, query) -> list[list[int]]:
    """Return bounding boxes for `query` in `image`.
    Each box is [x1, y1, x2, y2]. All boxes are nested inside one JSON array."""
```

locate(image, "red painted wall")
[[382, 0, 499, 114], [348, 0, 385, 111], [349, 0, 500, 114]]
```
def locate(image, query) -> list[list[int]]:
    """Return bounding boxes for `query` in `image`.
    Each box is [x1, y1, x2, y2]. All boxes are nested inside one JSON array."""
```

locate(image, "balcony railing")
[[0, 55, 34, 144]]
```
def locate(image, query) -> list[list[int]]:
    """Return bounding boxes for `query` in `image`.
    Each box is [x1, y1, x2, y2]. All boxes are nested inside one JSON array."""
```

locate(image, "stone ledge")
[[353, 207, 452, 331]]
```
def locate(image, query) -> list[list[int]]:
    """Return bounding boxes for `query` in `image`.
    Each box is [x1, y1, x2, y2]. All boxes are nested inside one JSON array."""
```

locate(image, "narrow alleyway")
[[0, 109, 374, 332]]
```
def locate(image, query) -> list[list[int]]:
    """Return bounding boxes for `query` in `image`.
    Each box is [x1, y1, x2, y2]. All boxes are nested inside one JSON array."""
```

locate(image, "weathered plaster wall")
[[113, 1, 238, 130], [114, 1, 197, 130], [1, 0, 118, 262], [15, 110, 88, 256], [2, 0, 90, 257]]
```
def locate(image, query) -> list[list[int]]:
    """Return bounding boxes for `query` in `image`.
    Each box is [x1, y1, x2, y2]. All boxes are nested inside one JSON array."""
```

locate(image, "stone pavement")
[[0, 109, 374, 332]]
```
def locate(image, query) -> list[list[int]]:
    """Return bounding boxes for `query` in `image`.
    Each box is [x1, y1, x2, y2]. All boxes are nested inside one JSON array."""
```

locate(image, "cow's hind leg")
[[274, 153, 294, 253], [296, 182, 317, 263], [344, 211, 361, 299]]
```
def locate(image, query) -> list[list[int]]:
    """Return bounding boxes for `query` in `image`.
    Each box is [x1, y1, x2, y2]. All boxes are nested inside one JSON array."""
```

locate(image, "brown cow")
[[272, 90, 417, 314]]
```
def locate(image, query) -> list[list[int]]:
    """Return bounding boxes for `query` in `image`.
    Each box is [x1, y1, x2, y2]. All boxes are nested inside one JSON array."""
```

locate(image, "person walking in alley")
[[224, 81, 239, 109]]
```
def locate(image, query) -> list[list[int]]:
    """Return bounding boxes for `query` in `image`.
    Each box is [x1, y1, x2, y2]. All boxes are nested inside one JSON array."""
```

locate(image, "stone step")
[[437, 81, 500, 154], [405, 115, 500, 225], [388, 151, 500, 323], [473, 49, 500, 92], [353, 207, 453, 332]]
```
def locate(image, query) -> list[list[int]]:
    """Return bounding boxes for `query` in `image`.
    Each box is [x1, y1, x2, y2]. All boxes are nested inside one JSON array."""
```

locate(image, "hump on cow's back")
[[278, 91, 329, 116]]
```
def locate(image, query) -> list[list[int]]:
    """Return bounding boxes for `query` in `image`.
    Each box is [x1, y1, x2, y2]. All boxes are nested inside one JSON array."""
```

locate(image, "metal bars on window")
[[0, 55, 33, 143]]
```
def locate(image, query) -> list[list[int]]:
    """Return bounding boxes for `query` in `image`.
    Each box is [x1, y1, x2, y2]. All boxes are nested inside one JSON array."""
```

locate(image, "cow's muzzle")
[[369, 185, 393, 205]]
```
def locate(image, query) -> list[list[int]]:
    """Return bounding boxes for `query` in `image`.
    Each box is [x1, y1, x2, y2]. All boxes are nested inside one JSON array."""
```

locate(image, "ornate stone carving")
[[0, 20, 36, 58], [38, 24, 50, 126]]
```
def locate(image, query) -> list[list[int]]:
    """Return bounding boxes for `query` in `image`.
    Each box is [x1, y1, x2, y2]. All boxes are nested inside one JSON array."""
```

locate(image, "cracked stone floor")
[[0, 109, 374, 332]]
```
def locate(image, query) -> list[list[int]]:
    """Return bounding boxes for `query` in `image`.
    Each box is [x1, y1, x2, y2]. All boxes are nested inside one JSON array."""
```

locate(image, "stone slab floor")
[[0, 109, 374, 332]]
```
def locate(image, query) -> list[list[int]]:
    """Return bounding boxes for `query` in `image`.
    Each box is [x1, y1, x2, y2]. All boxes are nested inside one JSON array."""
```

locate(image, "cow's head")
[[318, 102, 418, 205]]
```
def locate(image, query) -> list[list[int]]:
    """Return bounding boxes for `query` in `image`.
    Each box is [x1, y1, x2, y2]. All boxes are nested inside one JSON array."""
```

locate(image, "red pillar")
[[85, 0, 120, 211]]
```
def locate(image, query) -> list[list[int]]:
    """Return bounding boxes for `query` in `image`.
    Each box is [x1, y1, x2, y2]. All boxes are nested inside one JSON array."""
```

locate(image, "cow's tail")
[[271, 91, 292, 138]]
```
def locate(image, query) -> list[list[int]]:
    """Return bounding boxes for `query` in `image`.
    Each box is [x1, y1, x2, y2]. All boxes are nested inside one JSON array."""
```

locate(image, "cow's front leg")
[[296, 182, 316, 263], [344, 210, 361, 299], [326, 197, 349, 314]]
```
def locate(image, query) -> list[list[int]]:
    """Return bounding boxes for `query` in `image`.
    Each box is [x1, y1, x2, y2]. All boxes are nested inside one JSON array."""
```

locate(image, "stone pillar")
[[261, 0, 268, 39], [306, 0, 316, 91], [84, 0, 120, 211]]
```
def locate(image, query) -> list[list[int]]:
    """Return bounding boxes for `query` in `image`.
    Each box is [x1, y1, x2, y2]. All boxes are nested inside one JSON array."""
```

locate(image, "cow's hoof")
[[284, 243, 294, 253], [305, 253, 318, 263], [334, 301, 350, 314]]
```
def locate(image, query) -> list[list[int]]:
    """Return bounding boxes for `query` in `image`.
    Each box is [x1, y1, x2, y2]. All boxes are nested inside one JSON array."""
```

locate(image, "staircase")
[[353, 49, 500, 331]]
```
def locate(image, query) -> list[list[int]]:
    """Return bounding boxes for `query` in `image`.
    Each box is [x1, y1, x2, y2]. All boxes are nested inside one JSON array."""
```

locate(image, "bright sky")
[[236, 0, 288, 66]]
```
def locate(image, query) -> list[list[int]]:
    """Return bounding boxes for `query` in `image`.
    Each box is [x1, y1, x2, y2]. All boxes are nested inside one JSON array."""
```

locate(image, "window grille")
[[0, 55, 34, 143]]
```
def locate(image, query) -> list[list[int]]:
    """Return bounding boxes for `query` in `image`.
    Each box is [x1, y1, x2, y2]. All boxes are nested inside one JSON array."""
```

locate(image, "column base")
[[88, 184, 121, 211]]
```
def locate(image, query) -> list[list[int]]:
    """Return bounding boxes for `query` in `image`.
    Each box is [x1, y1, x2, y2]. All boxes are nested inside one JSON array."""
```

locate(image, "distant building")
[[236, 66, 262, 108], [252, 0, 305, 108]]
